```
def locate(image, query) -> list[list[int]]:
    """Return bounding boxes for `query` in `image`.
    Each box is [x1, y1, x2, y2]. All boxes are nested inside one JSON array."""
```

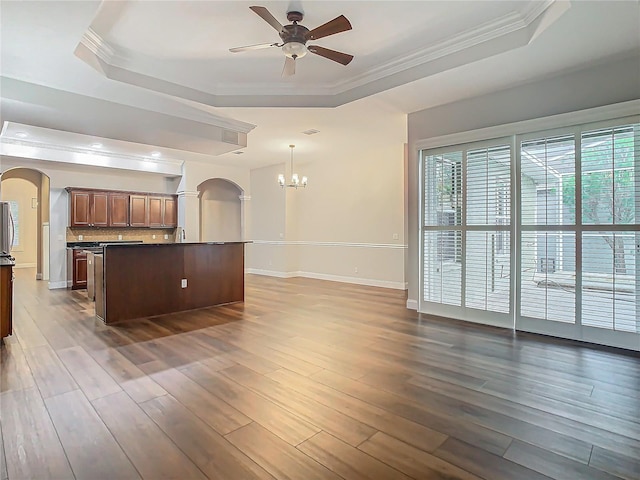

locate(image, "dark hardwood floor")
[[2, 268, 639, 480]]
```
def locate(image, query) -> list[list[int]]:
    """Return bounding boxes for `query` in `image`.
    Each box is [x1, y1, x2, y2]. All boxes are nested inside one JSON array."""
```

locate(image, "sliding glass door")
[[420, 117, 639, 350], [517, 122, 639, 349], [421, 139, 514, 328]]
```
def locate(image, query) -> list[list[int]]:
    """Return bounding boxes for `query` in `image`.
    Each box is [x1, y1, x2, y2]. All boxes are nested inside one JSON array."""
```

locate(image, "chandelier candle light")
[[278, 144, 308, 188]]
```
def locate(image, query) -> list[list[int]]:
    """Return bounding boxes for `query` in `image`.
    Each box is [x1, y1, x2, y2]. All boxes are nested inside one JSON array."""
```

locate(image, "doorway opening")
[[0, 167, 51, 280]]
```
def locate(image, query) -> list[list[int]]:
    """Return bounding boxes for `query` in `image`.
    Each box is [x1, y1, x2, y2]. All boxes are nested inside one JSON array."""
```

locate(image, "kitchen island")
[[95, 242, 247, 324]]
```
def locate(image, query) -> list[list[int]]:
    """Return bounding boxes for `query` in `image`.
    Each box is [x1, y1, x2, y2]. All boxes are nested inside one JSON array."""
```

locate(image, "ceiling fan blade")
[[249, 6, 284, 32], [229, 42, 278, 53], [308, 45, 353, 65], [305, 15, 352, 41], [282, 56, 296, 77]]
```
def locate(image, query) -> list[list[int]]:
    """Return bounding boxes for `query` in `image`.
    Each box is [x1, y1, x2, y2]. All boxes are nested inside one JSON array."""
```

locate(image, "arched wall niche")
[[197, 178, 243, 242]]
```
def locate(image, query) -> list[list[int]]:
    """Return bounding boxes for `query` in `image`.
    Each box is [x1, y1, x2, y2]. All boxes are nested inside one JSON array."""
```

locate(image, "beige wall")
[[1, 177, 38, 267], [247, 104, 407, 289]]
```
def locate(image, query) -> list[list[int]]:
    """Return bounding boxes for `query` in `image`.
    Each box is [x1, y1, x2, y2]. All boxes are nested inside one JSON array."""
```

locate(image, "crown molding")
[[334, 1, 560, 93], [176, 190, 199, 198], [78, 27, 115, 64], [0, 137, 183, 176], [0, 137, 183, 167], [74, 1, 565, 108]]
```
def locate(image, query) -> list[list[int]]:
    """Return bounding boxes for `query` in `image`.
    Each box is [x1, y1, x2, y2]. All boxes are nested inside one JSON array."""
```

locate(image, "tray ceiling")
[[74, 0, 566, 107]]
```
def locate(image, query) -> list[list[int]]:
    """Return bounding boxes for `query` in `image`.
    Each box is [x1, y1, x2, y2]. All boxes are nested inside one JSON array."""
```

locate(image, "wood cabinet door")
[[109, 193, 129, 227], [0, 266, 13, 338], [129, 195, 148, 227], [73, 251, 87, 288], [163, 197, 177, 227], [92, 192, 109, 227], [148, 196, 164, 227], [70, 191, 91, 227]]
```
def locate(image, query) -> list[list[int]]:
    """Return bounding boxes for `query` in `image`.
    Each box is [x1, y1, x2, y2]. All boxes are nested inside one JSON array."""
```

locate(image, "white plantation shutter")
[[423, 152, 462, 306], [520, 135, 576, 324], [580, 125, 638, 334], [582, 231, 637, 332], [520, 231, 576, 323], [421, 117, 638, 349], [421, 142, 512, 321], [465, 145, 511, 314]]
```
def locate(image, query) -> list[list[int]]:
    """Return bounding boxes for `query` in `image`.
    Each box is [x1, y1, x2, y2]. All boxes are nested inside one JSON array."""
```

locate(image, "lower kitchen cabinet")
[[68, 249, 88, 290], [1, 261, 13, 338]]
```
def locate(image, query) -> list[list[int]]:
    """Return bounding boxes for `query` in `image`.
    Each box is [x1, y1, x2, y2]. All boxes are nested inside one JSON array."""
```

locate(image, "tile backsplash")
[[67, 228, 176, 243]]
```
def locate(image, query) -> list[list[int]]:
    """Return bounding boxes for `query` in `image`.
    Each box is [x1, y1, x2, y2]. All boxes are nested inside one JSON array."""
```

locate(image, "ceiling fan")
[[229, 6, 354, 77]]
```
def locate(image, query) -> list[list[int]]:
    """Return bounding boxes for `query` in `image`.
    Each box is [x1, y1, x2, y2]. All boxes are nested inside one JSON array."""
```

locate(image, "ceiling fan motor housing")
[[280, 20, 310, 59]]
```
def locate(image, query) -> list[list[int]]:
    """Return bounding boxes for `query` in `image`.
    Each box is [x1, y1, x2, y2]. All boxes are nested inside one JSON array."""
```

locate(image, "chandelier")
[[278, 144, 308, 188]]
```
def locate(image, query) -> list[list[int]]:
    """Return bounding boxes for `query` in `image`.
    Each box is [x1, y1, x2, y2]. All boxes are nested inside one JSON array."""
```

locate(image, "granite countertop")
[[66, 240, 144, 249], [102, 241, 252, 248], [0, 256, 16, 267]]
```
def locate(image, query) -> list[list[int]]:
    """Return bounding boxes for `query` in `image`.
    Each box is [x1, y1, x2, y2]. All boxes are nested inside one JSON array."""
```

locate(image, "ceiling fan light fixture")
[[282, 41, 308, 59]]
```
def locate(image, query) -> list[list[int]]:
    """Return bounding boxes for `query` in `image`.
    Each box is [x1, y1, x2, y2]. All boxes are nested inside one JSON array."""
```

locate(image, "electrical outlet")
[[164, 234, 169, 240], [118, 234, 123, 240], [78, 235, 83, 241], [181, 278, 187, 288], [354, 267, 358, 273], [393, 233, 399, 240], [152, 234, 156, 239]]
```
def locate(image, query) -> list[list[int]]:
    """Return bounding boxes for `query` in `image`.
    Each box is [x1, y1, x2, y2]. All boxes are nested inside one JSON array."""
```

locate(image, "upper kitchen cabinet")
[[68, 189, 108, 227], [148, 195, 177, 228], [163, 196, 177, 227], [129, 194, 149, 227], [109, 192, 129, 227], [67, 188, 177, 229]]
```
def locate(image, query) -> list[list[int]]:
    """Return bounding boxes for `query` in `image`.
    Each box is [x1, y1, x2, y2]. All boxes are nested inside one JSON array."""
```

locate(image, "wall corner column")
[[177, 190, 200, 242]]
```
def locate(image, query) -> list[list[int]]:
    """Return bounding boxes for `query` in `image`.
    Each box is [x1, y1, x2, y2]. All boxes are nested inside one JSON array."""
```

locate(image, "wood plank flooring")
[[2, 268, 639, 480]]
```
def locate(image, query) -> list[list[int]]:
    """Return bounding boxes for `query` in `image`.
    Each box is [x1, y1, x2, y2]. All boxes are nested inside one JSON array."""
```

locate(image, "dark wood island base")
[[96, 242, 247, 324]]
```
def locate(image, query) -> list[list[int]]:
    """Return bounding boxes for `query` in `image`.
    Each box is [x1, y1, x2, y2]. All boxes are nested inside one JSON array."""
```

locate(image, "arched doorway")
[[0, 167, 51, 280], [198, 178, 243, 242]]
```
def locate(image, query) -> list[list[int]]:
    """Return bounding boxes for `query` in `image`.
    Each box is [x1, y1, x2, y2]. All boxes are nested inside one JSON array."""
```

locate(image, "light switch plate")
[[181, 278, 187, 288], [152, 234, 156, 239], [118, 234, 123, 240], [164, 234, 169, 240], [78, 235, 83, 241]]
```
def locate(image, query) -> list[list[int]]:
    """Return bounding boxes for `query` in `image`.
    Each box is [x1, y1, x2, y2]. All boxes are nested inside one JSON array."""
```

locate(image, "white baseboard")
[[13, 263, 36, 269], [245, 268, 297, 278], [49, 281, 68, 289], [246, 268, 406, 290], [406, 299, 418, 310]]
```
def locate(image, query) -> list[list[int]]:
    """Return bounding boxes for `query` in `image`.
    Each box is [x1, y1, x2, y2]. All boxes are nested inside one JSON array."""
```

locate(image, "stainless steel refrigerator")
[[0, 201, 15, 257]]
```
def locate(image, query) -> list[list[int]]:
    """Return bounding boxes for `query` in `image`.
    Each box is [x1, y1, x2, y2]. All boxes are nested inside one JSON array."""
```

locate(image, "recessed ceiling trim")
[[0, 136, 183, 167], [332, 5, 558, 93], [79, 27, 115, 64], [74, 1, 564, 108], [0, 137, 183, 176]]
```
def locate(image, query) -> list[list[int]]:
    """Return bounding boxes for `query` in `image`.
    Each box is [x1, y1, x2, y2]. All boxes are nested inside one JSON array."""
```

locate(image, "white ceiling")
[[0, 1, 638, 170]]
